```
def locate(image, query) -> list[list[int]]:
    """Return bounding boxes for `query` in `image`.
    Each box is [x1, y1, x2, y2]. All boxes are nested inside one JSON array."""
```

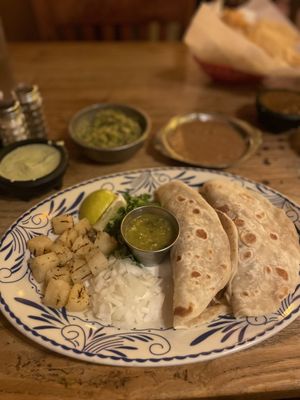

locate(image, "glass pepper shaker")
[[0, 97, 29, 146]]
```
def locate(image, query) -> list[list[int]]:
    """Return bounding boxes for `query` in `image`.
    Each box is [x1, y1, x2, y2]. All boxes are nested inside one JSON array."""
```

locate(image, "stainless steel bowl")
[[120, 205, 180, 266], [69, 103, 151, 163], [155, 112, 262, 169]]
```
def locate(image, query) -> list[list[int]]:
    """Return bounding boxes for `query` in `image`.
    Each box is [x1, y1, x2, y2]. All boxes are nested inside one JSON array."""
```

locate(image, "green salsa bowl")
[[121, 205, 180, 266], [69, 103, 151, 163]]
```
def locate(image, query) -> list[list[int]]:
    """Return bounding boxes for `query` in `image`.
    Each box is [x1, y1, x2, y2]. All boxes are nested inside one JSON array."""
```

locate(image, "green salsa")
[[75, 109, 142, 148], [124, 212, 174, 251]]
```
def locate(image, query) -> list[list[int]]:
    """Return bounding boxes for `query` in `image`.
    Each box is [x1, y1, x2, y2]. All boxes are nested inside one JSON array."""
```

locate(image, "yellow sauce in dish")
[[0, 144, 61, 181]]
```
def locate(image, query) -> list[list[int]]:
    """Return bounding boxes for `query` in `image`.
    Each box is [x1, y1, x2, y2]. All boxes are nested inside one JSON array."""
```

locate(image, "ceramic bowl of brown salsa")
[[256, 89, 300, 133]]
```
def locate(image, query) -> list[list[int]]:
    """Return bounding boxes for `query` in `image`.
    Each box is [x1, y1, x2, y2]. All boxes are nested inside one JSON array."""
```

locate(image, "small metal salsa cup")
[[121, 205, 180, 266]]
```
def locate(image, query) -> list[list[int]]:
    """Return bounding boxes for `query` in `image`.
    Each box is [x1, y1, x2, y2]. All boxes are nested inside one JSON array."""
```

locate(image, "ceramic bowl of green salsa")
[[69, 103, 151, 163], [121, 205, 180, 266]]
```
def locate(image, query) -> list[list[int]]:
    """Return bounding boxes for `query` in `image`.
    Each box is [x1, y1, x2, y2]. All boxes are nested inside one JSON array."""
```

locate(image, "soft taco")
[[202, 178, 300, 317], [156, 180, 235, 328]]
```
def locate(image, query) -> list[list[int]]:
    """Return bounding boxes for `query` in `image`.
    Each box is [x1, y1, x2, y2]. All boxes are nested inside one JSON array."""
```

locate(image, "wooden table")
[[1, 42, 300, 400]]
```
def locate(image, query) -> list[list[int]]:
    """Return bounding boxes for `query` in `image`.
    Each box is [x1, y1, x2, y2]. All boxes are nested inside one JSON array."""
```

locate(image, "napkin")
[[184, 0, 300, 78]]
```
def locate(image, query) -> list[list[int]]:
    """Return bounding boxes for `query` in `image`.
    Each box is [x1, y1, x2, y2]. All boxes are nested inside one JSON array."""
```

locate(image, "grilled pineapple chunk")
[[72, 235, 93, 257], [43, 278, 71, 308], [50, 242, 73, 265], [29, 252, 60, 283], [70, 257, 92, 283], [94, 231, 117, 256], [52, 214, 74, 235], [45, 265, 72, 284], [74, 218, 91, 236], [66, 283, 89, 312], [27, 235, 53, 256], [56, 228, 78, 249], [27, 206, 120, 314], [86, 249, 108, 276]]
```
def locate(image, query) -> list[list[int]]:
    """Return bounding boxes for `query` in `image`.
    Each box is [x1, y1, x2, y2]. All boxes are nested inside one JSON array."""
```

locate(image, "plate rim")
[[1, 293, 300, 367]]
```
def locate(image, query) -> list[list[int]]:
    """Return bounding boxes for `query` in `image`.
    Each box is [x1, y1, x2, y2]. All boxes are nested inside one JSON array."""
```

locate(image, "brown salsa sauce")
[[261, 90, 300, 115], [167, 120, 247, 166]]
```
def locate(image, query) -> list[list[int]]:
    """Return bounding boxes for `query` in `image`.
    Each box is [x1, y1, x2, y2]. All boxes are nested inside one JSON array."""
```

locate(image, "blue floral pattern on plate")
[[0, 167, 299, 366]]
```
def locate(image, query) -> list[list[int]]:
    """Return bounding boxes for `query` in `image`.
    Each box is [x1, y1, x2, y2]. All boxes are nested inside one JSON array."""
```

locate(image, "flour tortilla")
[[217, 210, 239, 299], [202, 179, 300, 317], [155, 180, 233, 328], [183, 302, 231, 328]]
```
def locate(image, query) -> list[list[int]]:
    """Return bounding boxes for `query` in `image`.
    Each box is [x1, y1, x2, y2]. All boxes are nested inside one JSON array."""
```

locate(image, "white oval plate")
[[0, 167, 300, 367]]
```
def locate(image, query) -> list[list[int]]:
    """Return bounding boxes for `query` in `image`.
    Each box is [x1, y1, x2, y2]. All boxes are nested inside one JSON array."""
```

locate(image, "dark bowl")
[[256, 89, 300, 133], [69, 103, 151, 163], [0, 138, 68, 200]]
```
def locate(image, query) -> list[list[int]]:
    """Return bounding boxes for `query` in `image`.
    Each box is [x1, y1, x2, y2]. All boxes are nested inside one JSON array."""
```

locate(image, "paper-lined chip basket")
[[184, 0, 300, 82]]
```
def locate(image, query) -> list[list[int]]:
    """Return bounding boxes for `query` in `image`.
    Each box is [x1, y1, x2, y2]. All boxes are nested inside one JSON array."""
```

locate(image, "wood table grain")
[[1, 42, 300, 400]]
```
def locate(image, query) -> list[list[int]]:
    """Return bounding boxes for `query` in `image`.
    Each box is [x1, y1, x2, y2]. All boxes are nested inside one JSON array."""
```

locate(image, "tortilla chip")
[[222, 9, 300, 67]]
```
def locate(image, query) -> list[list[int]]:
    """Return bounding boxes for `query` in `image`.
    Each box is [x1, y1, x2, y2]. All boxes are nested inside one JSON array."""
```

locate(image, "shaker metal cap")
[[15, 83, 41, 105], [0, 97, 19, 115]]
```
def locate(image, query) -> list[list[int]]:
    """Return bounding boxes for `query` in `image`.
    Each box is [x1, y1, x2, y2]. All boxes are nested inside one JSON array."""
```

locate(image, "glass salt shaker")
[[15, 83, 47, 139]]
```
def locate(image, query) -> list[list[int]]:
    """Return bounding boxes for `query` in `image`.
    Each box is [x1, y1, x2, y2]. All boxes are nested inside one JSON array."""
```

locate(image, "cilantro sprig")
[[104, 192, 159, 259]]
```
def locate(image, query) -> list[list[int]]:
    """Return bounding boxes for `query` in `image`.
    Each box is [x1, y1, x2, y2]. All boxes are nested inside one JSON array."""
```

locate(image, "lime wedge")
[[79, 189, 116, 225], [93, 194, 127, 231]]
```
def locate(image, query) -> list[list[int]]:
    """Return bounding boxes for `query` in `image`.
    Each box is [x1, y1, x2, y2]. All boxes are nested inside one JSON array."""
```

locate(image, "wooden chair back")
[[31, 0, 197, 41]]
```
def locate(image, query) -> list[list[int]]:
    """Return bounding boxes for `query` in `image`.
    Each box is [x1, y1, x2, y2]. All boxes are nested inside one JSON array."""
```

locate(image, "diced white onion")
[[88, 257, 165, 329]]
